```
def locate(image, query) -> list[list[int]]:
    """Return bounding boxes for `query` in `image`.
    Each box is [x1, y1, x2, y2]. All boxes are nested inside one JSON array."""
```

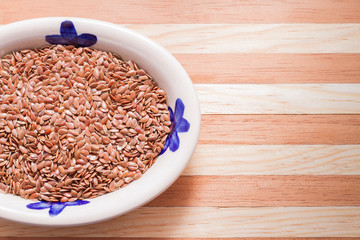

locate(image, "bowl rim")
[[0, 17, 201, 226]]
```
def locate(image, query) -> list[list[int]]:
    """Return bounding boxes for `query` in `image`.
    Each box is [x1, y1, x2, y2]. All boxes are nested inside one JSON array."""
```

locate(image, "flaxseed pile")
[[0, 44, 171, 202]]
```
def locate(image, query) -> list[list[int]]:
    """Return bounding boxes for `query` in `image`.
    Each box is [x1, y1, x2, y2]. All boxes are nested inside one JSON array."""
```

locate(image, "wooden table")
[[1, 0, 360, 239]]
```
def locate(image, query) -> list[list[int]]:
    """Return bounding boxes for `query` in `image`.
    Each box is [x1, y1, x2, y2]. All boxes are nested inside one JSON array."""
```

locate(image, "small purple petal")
[[74, 34, 97, 47], [169, 131, 180, 152], [176, 118, 190, 133], [45, 35, 69, 45], [64, 200, 90, 206], [160, 136, 170, 155], [27, 201, 51, 210], [174, 99, 185, 124], [60, 20, 78, 40], [168, 106, 174, 123], [49, 203, 67, 217], [27, 200, 90, 217]]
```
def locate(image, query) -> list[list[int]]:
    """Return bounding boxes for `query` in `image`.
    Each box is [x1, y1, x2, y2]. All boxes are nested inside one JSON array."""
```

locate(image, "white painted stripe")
[[126, 24, 360, 53], [185, 145, 360, 175], [196, 84, 360, 114]]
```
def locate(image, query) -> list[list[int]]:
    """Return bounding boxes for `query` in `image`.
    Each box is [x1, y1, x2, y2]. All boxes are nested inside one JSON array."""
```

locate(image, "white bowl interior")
[[0, 18, 200, 226]]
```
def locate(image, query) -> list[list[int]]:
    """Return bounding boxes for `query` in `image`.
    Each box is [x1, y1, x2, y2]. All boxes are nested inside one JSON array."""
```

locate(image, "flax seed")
[[0, 44, 171, 202]]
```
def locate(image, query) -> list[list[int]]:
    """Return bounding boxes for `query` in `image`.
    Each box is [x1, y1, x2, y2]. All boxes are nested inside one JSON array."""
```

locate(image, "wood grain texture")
[[126, 24, 360, 53], [1, 0, 360, 238], [185, 145, 360, 175], [200, 115, 360, 145], [0, 207, 359, 237], [0, 239, 358, 240], [196, 84, 360, 114], [146, 175, 360, 207], [1, 0, 360, 24], [176, 53, 360, 84], [2, 24, 358, 53]]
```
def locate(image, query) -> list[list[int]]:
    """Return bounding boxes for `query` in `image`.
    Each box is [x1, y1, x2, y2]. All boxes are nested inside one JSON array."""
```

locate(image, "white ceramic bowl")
[[0, 18, 200, 226]]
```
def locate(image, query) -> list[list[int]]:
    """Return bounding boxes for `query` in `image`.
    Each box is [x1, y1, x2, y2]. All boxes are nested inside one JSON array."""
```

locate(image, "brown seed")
[[126, 70, 136, 77], [93, 68, 100, 79], [136, 145, 144, 153], [58, 166, 66, 175], [65, 179, 73, 185], [31, 163, 37, 172], [91, 144, 100, 151], [19, 146, 28, 154], [44, 183, 54, 192], [40, 194, 50, 201], [133, 172, 142, 180], [102, 136, 111, 144], [76, 159, 87, 165], [88, 155, 98, 161], [77, 140, 86, 148], [80, 150, 90, 156], [24, 188, 36, 195], [62, 192, 71, 199]]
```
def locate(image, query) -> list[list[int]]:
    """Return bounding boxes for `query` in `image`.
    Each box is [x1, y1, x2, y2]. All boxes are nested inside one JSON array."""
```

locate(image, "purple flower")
[[46, 20, 97, 47], [27, 200, 89, 217], [160, 98, 190, 154]]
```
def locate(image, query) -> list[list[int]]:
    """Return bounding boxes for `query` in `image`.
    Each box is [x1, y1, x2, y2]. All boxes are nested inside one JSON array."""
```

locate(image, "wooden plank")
[[185, 145, 360, 175], [146, 175, 360, 207], [200, 115, 360, 145], [175, 53, 360, 84], [126, 24, 360, 53], [1, 0, 360, 24], [0, 207, 359, 237], [0, 238, 357, 240], [2, 24, 358, 53], [196, 84, 360, 114]]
